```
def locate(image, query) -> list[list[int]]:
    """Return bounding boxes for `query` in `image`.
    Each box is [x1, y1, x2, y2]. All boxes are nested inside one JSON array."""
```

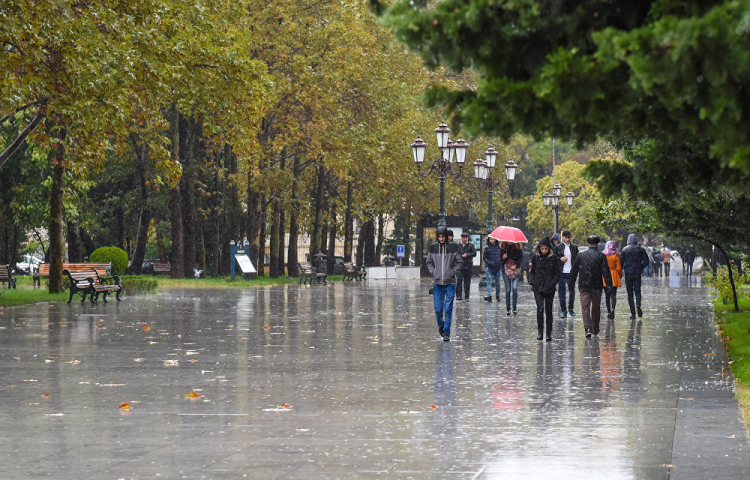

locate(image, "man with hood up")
[[621, 234, 651, 320], [426, 226, 463, 341]]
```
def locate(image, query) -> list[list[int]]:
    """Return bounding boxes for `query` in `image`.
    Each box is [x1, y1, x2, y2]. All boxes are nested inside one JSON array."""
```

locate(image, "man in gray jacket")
[[426, 226, 463, 341]]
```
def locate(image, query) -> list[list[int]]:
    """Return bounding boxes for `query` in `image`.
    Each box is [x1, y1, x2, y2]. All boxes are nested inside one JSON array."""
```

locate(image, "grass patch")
[[714, 299, 750, 428], [0, 287, 68, 307]]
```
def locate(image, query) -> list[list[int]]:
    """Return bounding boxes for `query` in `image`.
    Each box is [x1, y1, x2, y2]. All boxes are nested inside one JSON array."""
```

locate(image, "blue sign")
[[396, 245, 405, 258]]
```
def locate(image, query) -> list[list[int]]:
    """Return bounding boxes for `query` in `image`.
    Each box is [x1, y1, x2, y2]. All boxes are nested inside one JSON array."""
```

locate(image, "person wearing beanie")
[[529, 236, 560, 341], [621, 234, 650, 320], [570, 235, 613, 338], [602, 240, 623, 319], [455, 232, 476, 301], [426, 226, 463, 341]]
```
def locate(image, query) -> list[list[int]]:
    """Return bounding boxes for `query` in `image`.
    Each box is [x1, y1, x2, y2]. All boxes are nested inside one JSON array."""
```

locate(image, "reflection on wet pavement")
[[0, 274, 748, 479]]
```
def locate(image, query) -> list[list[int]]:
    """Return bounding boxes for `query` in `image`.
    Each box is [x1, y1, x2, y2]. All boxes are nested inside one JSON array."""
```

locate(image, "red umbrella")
[[489, 226, 528, 243]]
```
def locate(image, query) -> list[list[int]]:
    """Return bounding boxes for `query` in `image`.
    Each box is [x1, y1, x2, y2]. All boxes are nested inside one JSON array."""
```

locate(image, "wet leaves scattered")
[[119, 402, 131, 410]]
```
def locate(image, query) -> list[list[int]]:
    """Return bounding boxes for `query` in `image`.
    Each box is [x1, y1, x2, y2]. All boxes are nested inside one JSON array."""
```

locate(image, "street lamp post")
[[472, 147, 519, 233], [411, 123, 468, 227], [543, 185, 575, 233]]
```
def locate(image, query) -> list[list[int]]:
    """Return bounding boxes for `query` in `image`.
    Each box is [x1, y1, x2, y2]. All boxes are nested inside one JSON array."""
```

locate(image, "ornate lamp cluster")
[[542, 183, 574, 213]]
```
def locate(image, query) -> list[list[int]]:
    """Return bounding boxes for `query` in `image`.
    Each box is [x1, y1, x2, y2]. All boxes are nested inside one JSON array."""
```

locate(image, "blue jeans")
[[502, 271, 520, 310], [559, 273, 575, 312], [433, 283, 455, 336], [485, 268, 502, 298]]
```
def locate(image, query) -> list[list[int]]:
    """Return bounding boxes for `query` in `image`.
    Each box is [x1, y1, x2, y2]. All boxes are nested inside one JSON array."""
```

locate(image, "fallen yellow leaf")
[[143, 325, 150, 332], [429, 404, 437, 409], [185, 391, 202, 398], [282, 403, 291, 409], [704, 353, 714, 356], [119, 402, 131, 410]]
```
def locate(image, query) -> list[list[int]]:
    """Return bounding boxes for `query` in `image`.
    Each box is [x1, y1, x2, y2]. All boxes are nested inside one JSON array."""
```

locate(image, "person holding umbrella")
[[502, 241, 523, 315]]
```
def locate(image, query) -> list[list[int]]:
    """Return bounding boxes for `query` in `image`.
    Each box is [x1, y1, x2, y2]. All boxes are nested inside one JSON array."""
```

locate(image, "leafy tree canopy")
[[379, 0, 750, 189]]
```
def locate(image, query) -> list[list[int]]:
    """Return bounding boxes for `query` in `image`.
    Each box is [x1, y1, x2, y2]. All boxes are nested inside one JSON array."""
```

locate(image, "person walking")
[[529, 236, 560, 341], [519, 246, 531, 283], [483, 236, 503, 303], [602, 240, 623, 319], [570, 236, 613, 338], [684, 248, 696, 277], [455, 232, 476, 301], [426, 226, 462, 341], [644, 246, 654, 277], [661, 248, 674, 276], [621, 234, 651, 320], [554, 230, 579, 319], [502, 241, 523, 315], [652, 247, 662, 276]]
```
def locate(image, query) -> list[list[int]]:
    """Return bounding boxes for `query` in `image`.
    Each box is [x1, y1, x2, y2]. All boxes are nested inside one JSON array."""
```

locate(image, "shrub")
[[90, 247, 128, 275], [119, 275, 158, 296], [709, 262, 750, 304]]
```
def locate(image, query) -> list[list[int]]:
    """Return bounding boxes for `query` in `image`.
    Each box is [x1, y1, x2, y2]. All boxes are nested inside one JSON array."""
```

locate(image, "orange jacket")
[[603, 253, 622, 288]]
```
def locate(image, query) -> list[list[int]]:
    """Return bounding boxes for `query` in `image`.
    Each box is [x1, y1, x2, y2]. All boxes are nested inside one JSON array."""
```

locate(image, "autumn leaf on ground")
[[164, 360, 179, 366], [429, 404, 437, 410], [119, 402, 131, 410], [264, 324, 269, 330], [185, 391, 202, 399], [704, 353, 714, 356], [43, 393, 49, 397], [133, 358, 145, 362], [143, 325, 150, 332]]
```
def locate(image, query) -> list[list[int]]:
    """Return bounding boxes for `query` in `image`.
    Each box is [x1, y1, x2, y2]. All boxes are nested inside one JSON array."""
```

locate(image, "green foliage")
[[0, 289, 67, 307], [714, 300, 750, 418], [709, 263, 750, 304], [90, 247, 128, 275], [119, 275, 158, 296]]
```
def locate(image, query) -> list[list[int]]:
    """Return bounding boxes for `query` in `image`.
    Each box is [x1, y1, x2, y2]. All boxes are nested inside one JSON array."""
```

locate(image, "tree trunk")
[[196, 216, 206, 276], [344, 181, 353, 262], [363, 218, 376, 266], [154, 217, 166, 263], [181, 117, 197, 277], [287, 156, 300, 277], [310, 162, 325, 257], [168, 104, 185, 278], [375, 213, 385, 263], [356, 219, 364, 267], [269, 197, 280, 278], [66, 220, 82, 263], [716, 243, 740, 312], [258, 194, 268, 276], [327, 199, 337, 274], [277, 200, 285, 276], [128, 135, 150, 275], [48, 126, 66, 293], [246, 173, 261, 277]]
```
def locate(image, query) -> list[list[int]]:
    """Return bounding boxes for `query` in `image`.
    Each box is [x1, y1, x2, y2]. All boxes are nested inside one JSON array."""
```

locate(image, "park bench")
[[298, 261, 327, 285], [152, 263, 172, 275], [342, 262, 366, 281], [34, 262, 111, 287], [0, 265, 17, 289], [63, 268, 122, 304]]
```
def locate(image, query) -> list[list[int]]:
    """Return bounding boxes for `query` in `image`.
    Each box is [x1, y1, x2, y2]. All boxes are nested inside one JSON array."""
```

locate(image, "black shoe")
[[629, 316, 636, 321], [585, 328, 593, 338], [593, 328, 600, 335], [496, 296, 501, 302], [443, 335, 450, 342], [537, 330, 543, 340], [512, 307, 517, 315], [637, 306, 643, 318], [546, 333, 552, 342], [506, 310, 511, 316], [484, 296, 492, 302], [439, 326, 444, 337]]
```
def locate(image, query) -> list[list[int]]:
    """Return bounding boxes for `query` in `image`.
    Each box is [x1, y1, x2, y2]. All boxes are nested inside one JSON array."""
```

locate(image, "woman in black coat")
[[529, 236, 561, 341]]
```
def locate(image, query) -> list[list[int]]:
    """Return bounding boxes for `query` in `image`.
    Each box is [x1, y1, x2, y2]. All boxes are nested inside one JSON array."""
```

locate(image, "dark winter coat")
[[458, 241, 477, 271], [484, 242, 503, 272], [554, 242, 579, 269], [570, 248, 613, 289], [684, 251, 696, 265], [427, 240, 462, 286], [621, 234, 650, 274], [529, 251, 560, 293]]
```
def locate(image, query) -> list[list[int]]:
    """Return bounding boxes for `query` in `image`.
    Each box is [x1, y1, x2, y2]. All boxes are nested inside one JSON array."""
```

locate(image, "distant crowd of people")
[[426, 227, 690, 343]]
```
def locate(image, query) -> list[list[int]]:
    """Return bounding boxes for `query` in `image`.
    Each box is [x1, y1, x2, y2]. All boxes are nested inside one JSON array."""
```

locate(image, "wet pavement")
[[1, 268, 748, 479]]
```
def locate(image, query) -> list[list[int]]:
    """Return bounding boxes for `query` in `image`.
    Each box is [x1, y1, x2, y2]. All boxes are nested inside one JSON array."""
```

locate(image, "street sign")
[[236, 254, 256, 274], [396, 245, 405, 258]]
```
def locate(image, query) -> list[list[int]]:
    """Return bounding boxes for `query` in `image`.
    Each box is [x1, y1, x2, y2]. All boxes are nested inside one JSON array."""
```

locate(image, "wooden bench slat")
[[0, 265, 17, 289]]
